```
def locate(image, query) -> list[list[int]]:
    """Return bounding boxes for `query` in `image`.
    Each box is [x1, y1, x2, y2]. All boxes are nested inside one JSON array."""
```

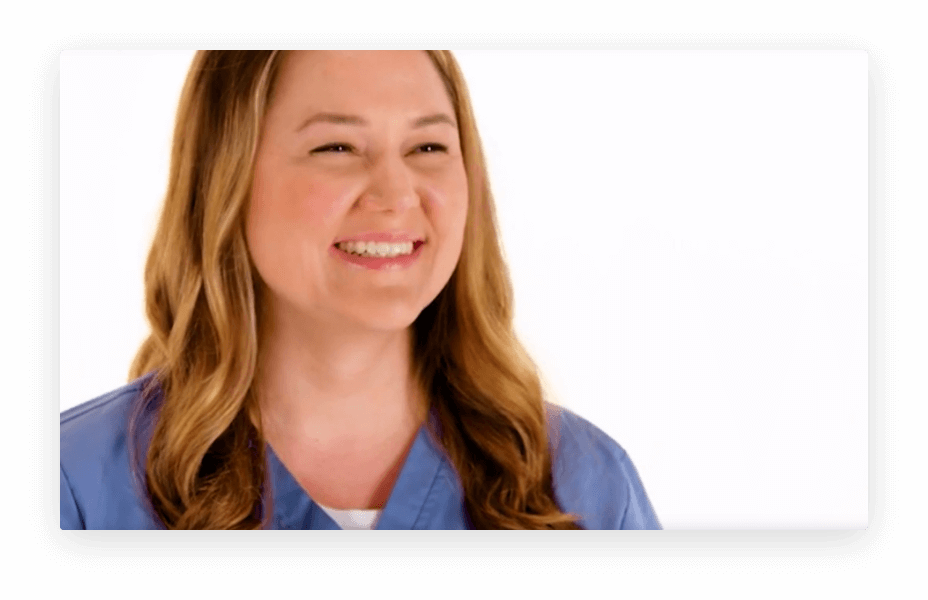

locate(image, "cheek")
[[248, 168, 345, 244], [423, 185, 468, 280], [445, 183, 470, 250], [290, 178, 353, 229]]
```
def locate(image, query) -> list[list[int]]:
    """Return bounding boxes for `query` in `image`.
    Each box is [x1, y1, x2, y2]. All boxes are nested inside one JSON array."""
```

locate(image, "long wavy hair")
[[128, 50, 582, 529]]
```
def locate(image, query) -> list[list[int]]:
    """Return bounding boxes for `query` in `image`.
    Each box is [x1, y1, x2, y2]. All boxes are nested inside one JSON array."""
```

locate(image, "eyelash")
[[311, 143, 448, 155]]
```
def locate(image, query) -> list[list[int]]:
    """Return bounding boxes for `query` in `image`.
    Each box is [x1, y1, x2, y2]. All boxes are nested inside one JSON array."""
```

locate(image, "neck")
[[258, 328, 428, 446]]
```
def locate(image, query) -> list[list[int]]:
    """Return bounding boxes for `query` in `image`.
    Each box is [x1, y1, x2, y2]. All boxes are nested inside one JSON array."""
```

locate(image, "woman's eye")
[[313, 142, 448, 154], [313, 143, 351, 152], [419, 144, 448, 154]]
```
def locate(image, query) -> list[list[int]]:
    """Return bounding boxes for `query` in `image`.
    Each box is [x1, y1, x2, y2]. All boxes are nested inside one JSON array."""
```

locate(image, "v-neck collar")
[[265, 409, 463, 529]]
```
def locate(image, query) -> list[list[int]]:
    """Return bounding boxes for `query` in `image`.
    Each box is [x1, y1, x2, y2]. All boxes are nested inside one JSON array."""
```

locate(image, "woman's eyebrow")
[[295, 112, 457, 132]]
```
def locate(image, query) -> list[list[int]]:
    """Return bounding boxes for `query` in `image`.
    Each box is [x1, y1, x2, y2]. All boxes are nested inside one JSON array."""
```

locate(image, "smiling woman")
[[60, 51, 869, 529], [59, 50, 661, 530]]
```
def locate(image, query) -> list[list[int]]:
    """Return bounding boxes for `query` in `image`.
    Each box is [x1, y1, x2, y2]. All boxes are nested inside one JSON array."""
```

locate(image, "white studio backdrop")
[[59, 49, 868, 530]]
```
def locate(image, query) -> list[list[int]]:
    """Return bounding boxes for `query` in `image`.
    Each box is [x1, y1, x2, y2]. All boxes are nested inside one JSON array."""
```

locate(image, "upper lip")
[[333, 231, 426, 244]]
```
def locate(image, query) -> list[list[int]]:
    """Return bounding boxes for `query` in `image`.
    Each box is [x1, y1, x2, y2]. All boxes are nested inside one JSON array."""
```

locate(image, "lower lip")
[[330, 241, 426, 270]]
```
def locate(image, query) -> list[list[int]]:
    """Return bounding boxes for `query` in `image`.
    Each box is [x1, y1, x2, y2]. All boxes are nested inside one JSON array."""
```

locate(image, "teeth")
[[337, 241, 416, 258]]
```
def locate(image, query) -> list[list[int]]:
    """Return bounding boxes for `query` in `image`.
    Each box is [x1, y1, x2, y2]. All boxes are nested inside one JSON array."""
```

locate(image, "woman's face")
[[247, 51, 469, 335]]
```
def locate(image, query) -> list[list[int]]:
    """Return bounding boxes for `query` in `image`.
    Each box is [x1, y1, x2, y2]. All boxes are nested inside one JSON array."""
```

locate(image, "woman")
[[60, 50, 661, 530]]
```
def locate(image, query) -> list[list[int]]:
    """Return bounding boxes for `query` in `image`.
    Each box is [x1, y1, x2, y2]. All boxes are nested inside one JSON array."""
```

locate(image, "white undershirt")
[[315, 501, 382, 530]]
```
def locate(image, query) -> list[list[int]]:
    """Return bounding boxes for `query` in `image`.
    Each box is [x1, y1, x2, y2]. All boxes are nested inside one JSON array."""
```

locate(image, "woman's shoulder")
[[60, 372, 157, 457], [544, 402, 629, 465], [60, 372, 161, 530], [543, 401, 662, 530]]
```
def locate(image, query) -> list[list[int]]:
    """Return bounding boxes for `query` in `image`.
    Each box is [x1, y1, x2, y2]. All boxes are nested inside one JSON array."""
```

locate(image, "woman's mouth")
[[330, 240, 426, 270]]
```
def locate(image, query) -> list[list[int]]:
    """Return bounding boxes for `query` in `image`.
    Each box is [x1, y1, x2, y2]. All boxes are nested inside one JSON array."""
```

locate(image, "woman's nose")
[[357, 154, 419, 212]]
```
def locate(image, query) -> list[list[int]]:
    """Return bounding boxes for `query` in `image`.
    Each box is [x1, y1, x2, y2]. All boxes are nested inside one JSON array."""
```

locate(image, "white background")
[[60, 49, 868, 530]]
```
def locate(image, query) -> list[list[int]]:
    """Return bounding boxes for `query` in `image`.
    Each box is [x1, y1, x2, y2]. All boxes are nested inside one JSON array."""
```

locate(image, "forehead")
[[270, 50, 453, 115]]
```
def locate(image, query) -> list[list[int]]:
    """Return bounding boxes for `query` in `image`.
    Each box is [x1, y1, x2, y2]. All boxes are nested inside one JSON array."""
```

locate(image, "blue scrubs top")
[[60, 372, 661, 530]]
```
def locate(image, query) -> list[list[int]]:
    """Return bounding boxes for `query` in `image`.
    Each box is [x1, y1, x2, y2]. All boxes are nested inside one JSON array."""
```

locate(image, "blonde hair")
[[129, 50, 582, 529]]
